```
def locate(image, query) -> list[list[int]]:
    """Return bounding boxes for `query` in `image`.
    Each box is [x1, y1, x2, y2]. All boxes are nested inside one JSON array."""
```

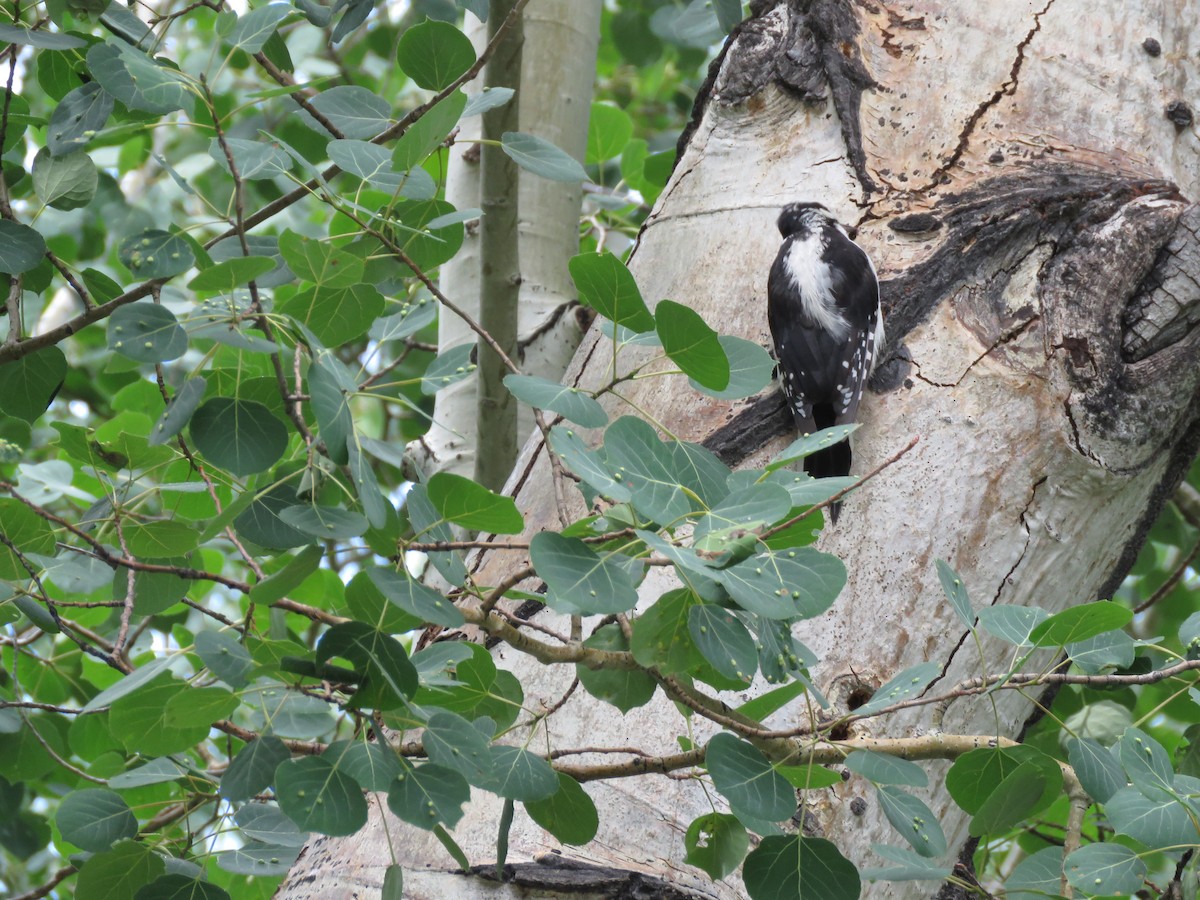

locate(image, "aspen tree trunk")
[[406, 3, 597, 481], [280, 1, 1200, 897]]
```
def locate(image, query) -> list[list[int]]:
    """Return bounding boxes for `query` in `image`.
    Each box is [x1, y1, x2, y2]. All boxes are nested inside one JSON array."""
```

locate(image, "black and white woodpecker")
[[767, 202, 883, 522]]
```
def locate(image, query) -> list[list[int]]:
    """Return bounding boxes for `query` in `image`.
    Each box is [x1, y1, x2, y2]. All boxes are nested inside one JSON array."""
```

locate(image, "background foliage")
[[3, 1, 1200, 898]]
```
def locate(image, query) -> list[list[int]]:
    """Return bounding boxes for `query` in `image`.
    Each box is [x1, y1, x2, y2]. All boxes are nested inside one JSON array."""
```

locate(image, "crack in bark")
[[906, 316, 1043, 390], [921, 0, 1057, 191]]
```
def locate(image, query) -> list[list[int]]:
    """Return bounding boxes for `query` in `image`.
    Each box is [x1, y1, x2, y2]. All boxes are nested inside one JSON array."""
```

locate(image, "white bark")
[[281, 1, 1200, 897], [406, 3, 598, 480]]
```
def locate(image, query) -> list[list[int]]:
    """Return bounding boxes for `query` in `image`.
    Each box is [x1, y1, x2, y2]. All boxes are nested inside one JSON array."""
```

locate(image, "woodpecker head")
[[776, 202, 858, 242]]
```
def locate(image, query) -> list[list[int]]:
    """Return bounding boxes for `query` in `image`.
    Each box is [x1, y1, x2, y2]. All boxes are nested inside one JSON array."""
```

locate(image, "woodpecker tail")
[[802, 404, 851, 524]]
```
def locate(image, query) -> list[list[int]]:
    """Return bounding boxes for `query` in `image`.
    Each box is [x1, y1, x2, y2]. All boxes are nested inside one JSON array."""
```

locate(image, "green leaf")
[[123, 520, 199, 557], [778, 763, 842, 790], [768, 424, 859, 471], [529, 532, 639, 615], [110, 677, 213, 755], [235, 804, 309, 847], [366, 566, 464, 627], [87, 42, 192, 116], [189, 398, 288, 477], [329, 139, 434, 197], [405, 483, 468, 585], [215, 842, 300, 876], [854, 661, 942, 716], [0, 220, 47, 274], [845, 751, 928, 788], [690, 335, 776, 400], [234, 483, 312, 550], [967, 762, 1045, 837], [976, 604, 1048, 646], [1029, 601, 1131, 647], [77, 841, 164, 900], [390, 198, 467, 273], [503, 374, 607, 428], [279, 283, 385, 346], [935, 559, 975, 630], [568, 251, 654, 333], [0, 23, 87, 48], [1106, 784, 1200, 848], [718, 548, 846, 620], [547, 425, 631, 503], [602, 416, 690, 524], [329, 739, 403, 792], [195, 630, 255, 689], [278, 230, 365, 289], [1068, 629, 1135, 674], [188, 255, 276, 292], [56, 788, 137, 851], [275, 756, 368, 835], [306, 85, 392, 139], [478, 745, 559, 801], [135, 872, 231, 900], [586, 101, 633, 164], [946, 746, 1061, 818], [107, 302, 187, 363], [861, 844, 954, 883], [388, 760, 470, 831], [426, 472, 523, 534], [148, 377, 205, 447], [220, 735, 290, 802], [462, 86, 511, 117], [209, 136, 291, 180], [396, 20, 476, 90], [422, 710, 495, 785], [705, 733, 795, 822], [877, 786, 947, 857], [279, 505, 370, 540], [316, 621, 417, 707], [575, 623, 656, 713], [164, 685, 238, 728], [0, 504, 55, 581], [1066, 737, 1125, 804], [81, 655, 181, 712], [1064, 843, 1146, 896], [693, 483, 791, 548], [393, 90, 468, 170], [685, 812, 748, 881], [714, 0, 743, 31], [502, 131, 588, 182], [47, 82, 114, 156], [228, 2, 293, 53], [349, 441, 390, 530], [743, 835, 860, 900], [0, 347, 66, 423], [655, 299, 729, 390], [1005, 847, 1065, 900], [688, 604, 758, 681], [32, 146, 97, 210], [524, 774, 599, 846], [119, 230, 195, 280], [1119, 726, 1175, 800]]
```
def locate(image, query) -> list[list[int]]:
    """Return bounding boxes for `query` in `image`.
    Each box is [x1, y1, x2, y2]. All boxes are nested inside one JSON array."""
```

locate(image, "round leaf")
[[705, 733, 795, 822], [189, 398, 288, 477], [149, 377, 207, 446], [575, 623, 656, 713], [118, 229, 196, 280], [529, 532, 639, 615], [47, 82, 113, 156], [107, 302, 188, 363], [655, 299, 729, 390], [1029, 600, 1132, 647], [366, 566, 464, 627], [568, 251, 654, 333], [502, 374, 607, 428], [279, 505, 370, 540], [524, 774, 599, 846], [274, 756, 368, 836], [688, 604, 758, 682], [0, 220, 47, 274], [585, 101, 634, 164], [396, 20, 476, 91], [501, 131, 588, 182], [32, 146, 97, 210], [684, 812, 748, 881], [1064, 843, 1146, 896], [0, 346, 67, 423], [387, 761, 470, 831], [56, 788, 137, 851], [743, 835, 860, 900], [425, 472, 524, 534]]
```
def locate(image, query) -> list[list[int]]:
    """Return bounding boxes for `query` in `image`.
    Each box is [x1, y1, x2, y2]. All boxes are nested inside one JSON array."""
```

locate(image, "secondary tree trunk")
[[279, 1, 1200, 897]]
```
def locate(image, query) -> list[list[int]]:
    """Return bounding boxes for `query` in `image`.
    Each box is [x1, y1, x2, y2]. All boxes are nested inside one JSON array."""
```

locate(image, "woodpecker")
[[767, 202, 883, 522]]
